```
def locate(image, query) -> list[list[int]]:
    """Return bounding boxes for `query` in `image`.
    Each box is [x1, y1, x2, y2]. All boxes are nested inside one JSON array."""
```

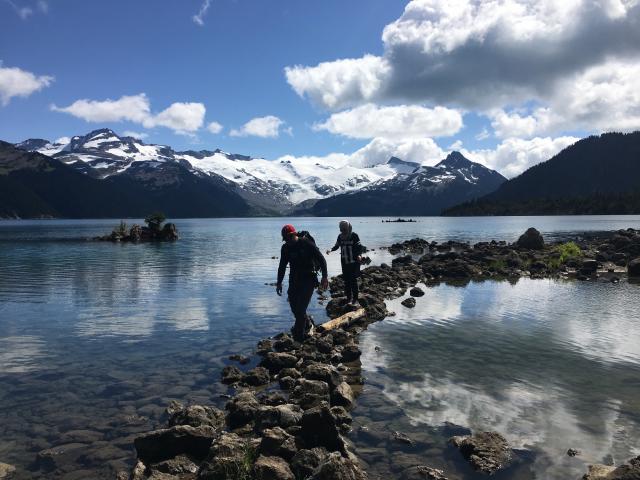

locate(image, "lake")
[[1, 216, 639, 479]]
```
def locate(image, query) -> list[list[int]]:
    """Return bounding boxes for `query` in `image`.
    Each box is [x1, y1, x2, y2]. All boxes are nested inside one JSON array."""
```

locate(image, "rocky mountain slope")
[[305, 152, 507, 216]]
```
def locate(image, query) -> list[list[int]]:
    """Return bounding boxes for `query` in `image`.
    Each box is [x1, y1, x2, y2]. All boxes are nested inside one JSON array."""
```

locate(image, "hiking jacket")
[[330, 232, 363, 265], [278, 237, 328, 285]]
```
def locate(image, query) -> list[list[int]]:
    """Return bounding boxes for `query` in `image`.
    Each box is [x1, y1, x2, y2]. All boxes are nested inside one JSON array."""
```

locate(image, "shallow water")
[[1, 216, 639, 479]]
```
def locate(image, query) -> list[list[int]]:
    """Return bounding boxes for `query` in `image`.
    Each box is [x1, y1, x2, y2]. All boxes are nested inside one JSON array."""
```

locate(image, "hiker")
[[277, 224, 329, 341], [327, 220, 363, 305]]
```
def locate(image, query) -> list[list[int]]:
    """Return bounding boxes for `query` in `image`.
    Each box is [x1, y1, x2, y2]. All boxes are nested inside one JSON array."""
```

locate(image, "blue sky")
[[1, 0, 639, 177]]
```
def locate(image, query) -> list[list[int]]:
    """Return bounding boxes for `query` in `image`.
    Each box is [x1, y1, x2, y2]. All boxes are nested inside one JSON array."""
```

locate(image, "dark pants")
[[342, 262, 360, 301], [288, 275, 316, 340]]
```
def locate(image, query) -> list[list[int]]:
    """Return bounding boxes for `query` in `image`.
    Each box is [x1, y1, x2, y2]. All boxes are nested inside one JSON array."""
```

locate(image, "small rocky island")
[[95, 213, 178, 242], [116, 227, 640, 480]]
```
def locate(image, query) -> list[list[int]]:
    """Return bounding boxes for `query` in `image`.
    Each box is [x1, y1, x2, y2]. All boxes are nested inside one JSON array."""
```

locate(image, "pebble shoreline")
[[102, 227, 640, 480]]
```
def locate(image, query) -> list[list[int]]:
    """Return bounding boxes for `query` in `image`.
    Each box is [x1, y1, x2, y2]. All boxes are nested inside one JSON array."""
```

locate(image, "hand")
[[325, 250, 330, 255], [357, 255, 362, 262], [320, 277, 329, 290], [276, 283, 282, 296]]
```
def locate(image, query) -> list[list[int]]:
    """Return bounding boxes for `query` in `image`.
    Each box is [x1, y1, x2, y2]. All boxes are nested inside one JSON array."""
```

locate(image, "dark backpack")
[[297, 230, 321, 276]]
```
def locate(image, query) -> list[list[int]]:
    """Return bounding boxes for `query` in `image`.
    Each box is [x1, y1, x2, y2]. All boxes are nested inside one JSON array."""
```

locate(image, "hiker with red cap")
[[277, 224, 328, 341]]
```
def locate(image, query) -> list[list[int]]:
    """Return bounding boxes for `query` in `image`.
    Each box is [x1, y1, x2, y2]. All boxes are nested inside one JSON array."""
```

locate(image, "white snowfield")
[[22, 129, 486, 204]]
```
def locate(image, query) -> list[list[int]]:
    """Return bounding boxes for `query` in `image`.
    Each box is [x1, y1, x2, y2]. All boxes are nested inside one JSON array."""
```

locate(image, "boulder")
[[516, 228, 544, 250], [134, 425, 217, 463], [310, 452, 367, 480], [409, 287, 425, 297], [150, 454, 199, 475], [259, 427, 297, 460], [255, 404, 303, 432], [580, 259, 599, 274], [225, 391, 261, 429], [244, 367, 271, 386], [253, 455, 295, 480], [260, 352, 298, 373], [168, 404, 225, 430], [301, 402, 342, 451], [401, 297, 416, 308], [331, 382, 355, 409], [221, 365, 244, 384], [290, 448, 329, 480], [629, 258, 640, 277], [198, 432, 256, 480], [340, 344, 362, 362], [449, 431, 513, 474]]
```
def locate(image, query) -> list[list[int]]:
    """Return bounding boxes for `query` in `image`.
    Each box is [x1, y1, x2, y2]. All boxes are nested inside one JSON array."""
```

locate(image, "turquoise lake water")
[[1, 216, 639, 479]]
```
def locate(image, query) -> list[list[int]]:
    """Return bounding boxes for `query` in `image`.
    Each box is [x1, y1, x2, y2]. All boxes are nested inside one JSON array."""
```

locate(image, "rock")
[[392, 255, 416, 267], [303, 364, 342, 390], [279, 376, 297, 391], [290, 448, 330, 480], [221, 365, 244, 384], [226, 391, 261, 429], [228, 354, 250, 365], [516, 228, 544, 250], [257, 339, 273, 355], [168, 404, 225, 430], [450, 431, 513, 474], [36, 443, 88, 471], [254, 455, 295, 480], [310, 452, 366, 480], [258, 391, 288, 406], [301, 402, 342, 451], [259, 427, 297, 460], [273, 334, 297, 352], [255, 404, 303, 432], [198, 432, 256, 480], [401, 297, 416, 308], [400, 466, 448, 480], [279, 367, 302, 379], [134, 425, 217, 463], [580, 259, 599, 274], [409, 287, 425, 297], [582, 456, 640, 479], [150, 454, 199, 475], [567, 448, 581, 457], [331, 382, 355, 409], [260, 352, 298, 373], [0, 463, 16, 479], [629, 258, 640, 276], [244, 367, 271, 386], [341, 344, 361, 362]]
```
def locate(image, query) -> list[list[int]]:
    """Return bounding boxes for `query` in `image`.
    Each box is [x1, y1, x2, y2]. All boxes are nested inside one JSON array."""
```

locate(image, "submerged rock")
[[0, 463, 16, 479], [450, 431, 513, 474], [400, 465, 448, 480]]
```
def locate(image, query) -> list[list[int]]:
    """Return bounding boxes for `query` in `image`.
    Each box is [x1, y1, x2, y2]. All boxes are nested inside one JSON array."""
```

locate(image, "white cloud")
[[207, 121, 223, 134], [314, 103, 463, 140], [285, 0, 640, 123], [145, 102, 205, 134], [52, 93, 206, 135], [230, 115, 286, 138], [123, 131, 148, 140], [0, 64, 53, 106], [52, 93, 151, 123], [193, 0, 211, 26], [285, 55, 390, 110], [37, 0, 47, 13], [54, 136, 70, 144], [475, 128, 491, 141], [464, 136, 579, 178]]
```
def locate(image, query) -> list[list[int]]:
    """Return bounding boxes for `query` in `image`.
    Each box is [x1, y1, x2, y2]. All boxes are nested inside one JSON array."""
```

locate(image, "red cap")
[[281, 224, 296, 239]]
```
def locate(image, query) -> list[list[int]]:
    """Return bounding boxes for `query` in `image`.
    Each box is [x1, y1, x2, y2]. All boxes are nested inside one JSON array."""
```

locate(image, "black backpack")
[[297, 230, 322, 276]]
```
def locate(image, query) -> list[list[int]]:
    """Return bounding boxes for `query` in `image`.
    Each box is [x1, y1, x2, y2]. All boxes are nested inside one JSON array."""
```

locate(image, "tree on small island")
[[144, 212, 167, 232]]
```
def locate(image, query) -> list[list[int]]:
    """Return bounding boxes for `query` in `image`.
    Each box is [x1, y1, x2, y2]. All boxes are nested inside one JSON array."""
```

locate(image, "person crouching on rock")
[[327, 220, 363, 306], [277, 224, 329, 341]]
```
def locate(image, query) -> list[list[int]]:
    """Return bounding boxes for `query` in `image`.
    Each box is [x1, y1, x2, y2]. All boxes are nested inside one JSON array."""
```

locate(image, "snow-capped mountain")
[[306, 151, 507, 216], [16, 128, 401, 209]]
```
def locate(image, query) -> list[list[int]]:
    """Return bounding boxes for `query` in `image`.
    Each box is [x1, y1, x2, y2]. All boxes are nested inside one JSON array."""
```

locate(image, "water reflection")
[[360, 279, 640, 478], [0, 336, 49, 373]]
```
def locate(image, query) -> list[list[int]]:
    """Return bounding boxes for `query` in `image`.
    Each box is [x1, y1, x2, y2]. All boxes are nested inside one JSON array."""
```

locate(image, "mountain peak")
[[437, 151, 473, 169]]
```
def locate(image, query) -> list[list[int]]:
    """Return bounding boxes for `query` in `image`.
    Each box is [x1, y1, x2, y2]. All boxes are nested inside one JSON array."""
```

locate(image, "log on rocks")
[[317, 308, 366, 332]]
